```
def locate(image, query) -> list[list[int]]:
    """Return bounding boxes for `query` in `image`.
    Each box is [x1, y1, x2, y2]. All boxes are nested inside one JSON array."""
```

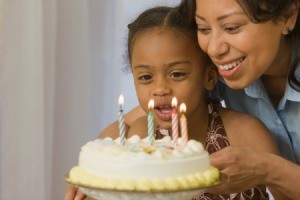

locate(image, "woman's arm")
[[208, 146, 300, 200], [209, 108, 288, 199], [265, 154, 300, 200]]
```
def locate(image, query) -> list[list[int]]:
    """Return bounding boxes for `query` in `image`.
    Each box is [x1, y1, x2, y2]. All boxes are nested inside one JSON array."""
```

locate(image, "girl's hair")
[[127, 6, 208, 68], [180, 0, 300, 91]]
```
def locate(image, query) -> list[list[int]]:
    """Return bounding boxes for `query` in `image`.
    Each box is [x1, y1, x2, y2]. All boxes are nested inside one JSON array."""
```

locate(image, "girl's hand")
[[64, 185, 86, 200]]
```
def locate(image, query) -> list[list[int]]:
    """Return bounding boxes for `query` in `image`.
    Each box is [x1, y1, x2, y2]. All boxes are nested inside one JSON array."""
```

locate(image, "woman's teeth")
[[219, 58, 243, 71]]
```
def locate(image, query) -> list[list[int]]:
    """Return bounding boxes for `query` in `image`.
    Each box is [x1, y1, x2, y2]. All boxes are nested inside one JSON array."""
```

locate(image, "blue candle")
[[118, 94, 126, 146]]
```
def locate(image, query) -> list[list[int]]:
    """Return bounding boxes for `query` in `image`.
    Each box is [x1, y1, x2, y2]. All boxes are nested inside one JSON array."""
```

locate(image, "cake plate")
[[65, 174, 227, 200]]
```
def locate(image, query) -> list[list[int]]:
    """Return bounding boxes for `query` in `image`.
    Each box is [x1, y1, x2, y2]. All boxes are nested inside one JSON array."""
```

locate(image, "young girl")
[[65, 5, 283, 200]]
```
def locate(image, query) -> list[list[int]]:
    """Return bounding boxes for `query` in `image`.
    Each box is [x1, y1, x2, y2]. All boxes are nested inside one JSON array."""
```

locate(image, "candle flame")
[[179, 103, 186, 113], [148, 99, 154, 110], [171, 97, 177, 108], [118, 94, 124, 106]]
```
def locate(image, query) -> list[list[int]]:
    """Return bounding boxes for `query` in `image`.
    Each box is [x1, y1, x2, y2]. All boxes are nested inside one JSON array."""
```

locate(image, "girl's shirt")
[[195, 101, 269, 200], [210, 70, 300, 164]]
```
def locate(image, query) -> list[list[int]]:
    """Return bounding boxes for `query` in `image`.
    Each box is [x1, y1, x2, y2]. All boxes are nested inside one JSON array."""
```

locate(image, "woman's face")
[[195, 0, 289, 89], [131, 28, 216, 129]]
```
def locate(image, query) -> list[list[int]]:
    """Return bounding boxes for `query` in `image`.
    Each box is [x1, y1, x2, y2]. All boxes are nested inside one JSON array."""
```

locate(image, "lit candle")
[[171, 97, 179, 144], [148, 99, 155, 145], [179, 103, 188, 146], [118, 94, 126, 146]]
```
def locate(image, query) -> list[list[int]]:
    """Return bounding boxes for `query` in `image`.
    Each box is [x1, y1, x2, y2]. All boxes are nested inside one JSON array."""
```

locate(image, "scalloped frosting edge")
[[68, 166, 220, 191]]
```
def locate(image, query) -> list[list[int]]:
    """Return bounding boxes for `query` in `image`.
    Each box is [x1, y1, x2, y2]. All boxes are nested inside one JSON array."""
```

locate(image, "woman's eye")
[[224, 26, 241, 33], [197, 27, 211, 34]]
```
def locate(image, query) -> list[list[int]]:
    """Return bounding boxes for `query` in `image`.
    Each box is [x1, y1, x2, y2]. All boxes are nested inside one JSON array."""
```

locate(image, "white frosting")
[[78, 135, 210, 180]]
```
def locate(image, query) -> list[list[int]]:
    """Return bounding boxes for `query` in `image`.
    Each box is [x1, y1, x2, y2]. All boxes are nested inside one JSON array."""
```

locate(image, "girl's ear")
[[204, 64, 218, 91]]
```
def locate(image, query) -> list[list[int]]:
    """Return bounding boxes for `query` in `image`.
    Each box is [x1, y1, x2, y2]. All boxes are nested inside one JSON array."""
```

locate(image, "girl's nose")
[[152, 80, 171, 97]]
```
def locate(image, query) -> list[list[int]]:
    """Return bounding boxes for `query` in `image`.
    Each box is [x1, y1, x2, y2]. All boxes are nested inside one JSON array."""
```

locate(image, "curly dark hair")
[[126, 5, 210, 70]]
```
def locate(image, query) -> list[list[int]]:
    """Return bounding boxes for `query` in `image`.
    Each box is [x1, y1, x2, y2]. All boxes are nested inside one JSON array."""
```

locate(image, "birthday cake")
[[68, 135, 220, 191]]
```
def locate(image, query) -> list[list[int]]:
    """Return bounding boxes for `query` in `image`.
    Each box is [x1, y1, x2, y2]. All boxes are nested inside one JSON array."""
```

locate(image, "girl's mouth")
[[154, 104, 173, 121]]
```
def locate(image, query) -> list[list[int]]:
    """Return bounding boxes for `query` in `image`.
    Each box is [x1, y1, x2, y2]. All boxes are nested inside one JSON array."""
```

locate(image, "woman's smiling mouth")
[[215, 57, 245, 79], [218, 57, 245, 71]]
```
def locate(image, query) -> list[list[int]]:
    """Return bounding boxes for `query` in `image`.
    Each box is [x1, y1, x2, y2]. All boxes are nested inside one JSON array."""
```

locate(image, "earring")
[[286, 27, 293, 35]]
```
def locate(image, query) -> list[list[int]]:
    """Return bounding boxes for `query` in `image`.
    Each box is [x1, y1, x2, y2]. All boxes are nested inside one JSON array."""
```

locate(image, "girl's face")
[[195, 0, 291, 89], [131, 28, 216, 129]]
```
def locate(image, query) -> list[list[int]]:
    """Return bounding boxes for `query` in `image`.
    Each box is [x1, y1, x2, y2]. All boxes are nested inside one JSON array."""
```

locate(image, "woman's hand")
[[64, 185, 86, 200], [207, 146, 269, 194]]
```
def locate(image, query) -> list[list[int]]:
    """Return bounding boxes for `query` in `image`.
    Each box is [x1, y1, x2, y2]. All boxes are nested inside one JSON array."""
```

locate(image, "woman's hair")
[[127, 6, 209, 69], [179, 0, 300, 91]]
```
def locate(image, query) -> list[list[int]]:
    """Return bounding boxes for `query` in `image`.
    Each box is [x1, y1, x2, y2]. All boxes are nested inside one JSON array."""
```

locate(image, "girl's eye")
[[169, 71, 186, 79], [137, 74, 152, 82]]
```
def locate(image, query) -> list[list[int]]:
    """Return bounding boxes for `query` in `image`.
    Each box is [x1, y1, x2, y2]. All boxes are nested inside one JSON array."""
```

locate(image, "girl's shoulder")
[[218, 106, 263, 131], [127, 116, 148, 138], [218, 107, 278, 153]]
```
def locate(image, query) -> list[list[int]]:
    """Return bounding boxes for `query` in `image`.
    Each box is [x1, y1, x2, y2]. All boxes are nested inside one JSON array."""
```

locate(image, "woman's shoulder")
[[218, 107, 278, 153]]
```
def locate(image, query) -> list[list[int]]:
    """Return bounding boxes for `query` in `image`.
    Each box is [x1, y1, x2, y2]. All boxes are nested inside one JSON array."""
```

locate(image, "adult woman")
[[178, 0, 300, 199]]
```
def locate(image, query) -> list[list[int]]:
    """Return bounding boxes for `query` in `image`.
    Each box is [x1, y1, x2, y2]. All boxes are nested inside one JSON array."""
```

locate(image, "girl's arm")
[[98, 105, 145, 139]]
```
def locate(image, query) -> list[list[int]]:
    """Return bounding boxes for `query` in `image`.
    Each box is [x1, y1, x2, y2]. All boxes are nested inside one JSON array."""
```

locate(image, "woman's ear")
[[282, 2, 299, 34], [204, 64, 218, 91]]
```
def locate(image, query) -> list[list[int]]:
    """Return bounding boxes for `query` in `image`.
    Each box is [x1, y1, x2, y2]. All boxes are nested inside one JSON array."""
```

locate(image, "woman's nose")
[[206, 32, 229, 59]]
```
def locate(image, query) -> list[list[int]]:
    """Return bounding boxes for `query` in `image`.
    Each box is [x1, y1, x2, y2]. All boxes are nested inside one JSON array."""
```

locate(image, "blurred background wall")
[[0, 0, 180, 199]]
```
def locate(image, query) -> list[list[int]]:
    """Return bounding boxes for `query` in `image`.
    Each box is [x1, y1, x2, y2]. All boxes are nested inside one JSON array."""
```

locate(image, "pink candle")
[[171, 97, 179, 144], [118, 94, 126, 146], [179, 103, 188, 146], [148, 99, 155, 145]]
